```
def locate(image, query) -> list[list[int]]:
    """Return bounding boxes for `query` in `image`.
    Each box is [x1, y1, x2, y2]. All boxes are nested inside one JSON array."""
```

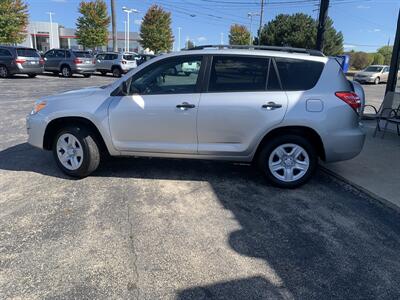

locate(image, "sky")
[[26, 0, 400, 52]]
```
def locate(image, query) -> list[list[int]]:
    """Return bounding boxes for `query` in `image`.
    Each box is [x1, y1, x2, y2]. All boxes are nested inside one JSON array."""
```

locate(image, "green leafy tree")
[[75, 0, 110, 49], [377, 46, 393, 65], [257, 13, 343, 56], [351, 52, 370, 70], [229, 24, 251, 45], [140, 5, 174, 53], [0, 0, 28, 44], [371, 52, 385, 65]]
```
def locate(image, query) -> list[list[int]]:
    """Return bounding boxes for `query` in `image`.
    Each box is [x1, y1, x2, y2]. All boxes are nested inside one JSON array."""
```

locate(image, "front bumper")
[[354, 77, 375, 83], [26, 113, 47, 149]]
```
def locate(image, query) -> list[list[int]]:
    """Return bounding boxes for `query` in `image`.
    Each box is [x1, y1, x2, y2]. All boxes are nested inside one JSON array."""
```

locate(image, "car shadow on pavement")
[[2, 143, 400, 299]]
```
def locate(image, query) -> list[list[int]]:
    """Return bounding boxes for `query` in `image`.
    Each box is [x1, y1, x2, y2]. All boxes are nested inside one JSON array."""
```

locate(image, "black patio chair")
[[382, 108, 400, 138], [362, 92, 400, 137]]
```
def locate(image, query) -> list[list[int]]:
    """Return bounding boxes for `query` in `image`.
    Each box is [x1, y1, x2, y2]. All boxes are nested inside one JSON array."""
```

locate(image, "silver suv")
[[95, 52, 138, 77], [43, 49, 95, 77], [26, 46, 366, 188]]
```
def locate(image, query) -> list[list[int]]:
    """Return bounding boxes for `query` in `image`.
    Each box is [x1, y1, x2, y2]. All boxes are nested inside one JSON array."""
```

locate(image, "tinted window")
[[44, 50, 55, 58], [66, 51, 71, 58], [96, 54, 105, 60], [73, 51, 92, 58], [0, 49, 12, 57], [130, 56, 202, 95], [209, 56, 269, 92], [275, 58, 324, 91], [55, 50, 65, 58], [16, 48, 39, 57], [123, 54, 138, 61]]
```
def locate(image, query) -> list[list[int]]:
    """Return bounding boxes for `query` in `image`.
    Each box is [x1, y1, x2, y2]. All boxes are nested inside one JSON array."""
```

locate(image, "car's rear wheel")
[[112, 67, 121, 77], [257, 135, 317, 188], [83, 74, 91, 78], [53, 126, 100, 178], [0, 65, 9, 78], [61, 66, 72, 77], [28, 73, 37, 78]]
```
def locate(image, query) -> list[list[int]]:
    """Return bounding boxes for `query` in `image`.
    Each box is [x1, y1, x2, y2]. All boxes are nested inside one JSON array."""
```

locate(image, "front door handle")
[[176, 102, 195, 109], [262, 102, 282, 110]]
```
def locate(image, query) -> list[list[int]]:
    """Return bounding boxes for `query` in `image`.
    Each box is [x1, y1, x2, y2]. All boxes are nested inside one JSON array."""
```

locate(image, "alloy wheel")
[[56, 133, 84, 170], [0, 66, 8, 78], [268, 143, 310, 182]]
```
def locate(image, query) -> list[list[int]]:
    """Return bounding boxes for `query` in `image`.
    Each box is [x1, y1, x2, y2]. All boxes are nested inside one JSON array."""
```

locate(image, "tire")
[[257, 135, 317, 188], [0, 65, 9, 78], [61, 65, 72, 78], [184, 72, 191, 76], [100, 71, 107, 76], [83, 74, 91, 78], [28, 73, 37, 78], [112, 67, 121, 77], [53, 126, 100, 178], [374, 77, 380, 85]]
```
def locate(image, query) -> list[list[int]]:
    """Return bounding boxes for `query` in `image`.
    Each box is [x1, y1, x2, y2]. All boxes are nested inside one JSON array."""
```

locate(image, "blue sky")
[[26, 0, 400, 52]]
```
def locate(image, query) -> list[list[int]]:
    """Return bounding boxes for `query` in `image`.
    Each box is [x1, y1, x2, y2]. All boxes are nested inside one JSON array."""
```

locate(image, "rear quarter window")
[[275, 58, 324, 91], [0, 49, 12, 57], [16, 48, 39, 57]]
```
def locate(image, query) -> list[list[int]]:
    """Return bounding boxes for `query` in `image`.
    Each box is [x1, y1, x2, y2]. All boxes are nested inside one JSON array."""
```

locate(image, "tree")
[[371, 52, 385, 65], [258, 13, 343, 56], [377, 46, 393, 65], [76, 0, 110, 49], [229, 24, 251, 45], [140, 5, 174, 53], [351, 52, 370, 70], [110, 0, 117, 52], [0, 0, 28, 44], [186, 40, 194, 49]]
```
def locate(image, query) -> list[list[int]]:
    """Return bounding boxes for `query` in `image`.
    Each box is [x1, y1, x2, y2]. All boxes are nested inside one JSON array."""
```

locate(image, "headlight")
[[31, 101, 47, 114]]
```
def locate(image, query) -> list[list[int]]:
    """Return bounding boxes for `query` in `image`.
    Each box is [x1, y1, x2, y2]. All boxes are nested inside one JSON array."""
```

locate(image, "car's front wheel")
[[53, 126, 100, 178], [257, 135, 317, 188], [374, 77, 380, 85]]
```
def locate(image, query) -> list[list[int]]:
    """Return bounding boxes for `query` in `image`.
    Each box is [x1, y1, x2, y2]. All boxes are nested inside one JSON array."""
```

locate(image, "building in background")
[[19, 21, 141, 53]]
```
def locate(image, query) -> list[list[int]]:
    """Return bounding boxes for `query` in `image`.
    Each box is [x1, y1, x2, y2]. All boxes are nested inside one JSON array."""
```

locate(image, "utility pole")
[[258, 0, 264, 45], [248, 12, 260, 45], [316, 0, 330, 52], [178, 27, 182, 51], [111, 0, 117, 52], [46, 12, 54, 49]]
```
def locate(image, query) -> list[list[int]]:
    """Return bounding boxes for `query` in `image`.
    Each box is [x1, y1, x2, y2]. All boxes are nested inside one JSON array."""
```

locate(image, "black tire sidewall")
[[258, 135, 317, 188], [52, 127, 100, 178], [0, 65, 9, 78], [112, 67, 121, 77]]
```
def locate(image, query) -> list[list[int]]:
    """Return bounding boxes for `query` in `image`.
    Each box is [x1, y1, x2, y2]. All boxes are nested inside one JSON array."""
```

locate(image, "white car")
[[26, 45, 365, 188]]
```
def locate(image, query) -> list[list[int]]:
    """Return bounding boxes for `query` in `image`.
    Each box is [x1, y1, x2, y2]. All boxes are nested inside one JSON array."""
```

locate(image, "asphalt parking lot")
[[1, 74, 400, 299]]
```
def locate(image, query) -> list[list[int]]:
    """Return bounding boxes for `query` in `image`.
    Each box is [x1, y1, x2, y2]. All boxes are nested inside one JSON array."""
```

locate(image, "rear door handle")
[[262, 102, 282, 110], [176, 102, 196, 109]]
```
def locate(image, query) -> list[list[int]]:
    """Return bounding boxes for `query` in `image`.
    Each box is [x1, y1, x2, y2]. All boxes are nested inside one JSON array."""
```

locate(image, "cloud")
[[368, 28, 381, 33], [356, 5, 370, 9], [343, 44, 356, 49], [197, 36, 207, 43], [134, 19, 142, 26]]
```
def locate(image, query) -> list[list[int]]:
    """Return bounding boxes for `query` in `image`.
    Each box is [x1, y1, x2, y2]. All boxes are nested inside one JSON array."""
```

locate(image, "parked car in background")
[[354, 65, 389, 84], [43, 49, 95, 78], [0, 46, 43, 78], [95, 52, 138, 77], [136, 54, 156, 66], [27, 45, 365, 188], [181, 61, 201, 75]]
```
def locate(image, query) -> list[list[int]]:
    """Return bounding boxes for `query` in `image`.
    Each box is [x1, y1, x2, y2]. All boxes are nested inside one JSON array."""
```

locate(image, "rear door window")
[[16, 48, 39, 57], [274, 58, 324, 91], [0, 49, 12, 57], [208, 56, 269, 92], [55, 50, 65, 58]]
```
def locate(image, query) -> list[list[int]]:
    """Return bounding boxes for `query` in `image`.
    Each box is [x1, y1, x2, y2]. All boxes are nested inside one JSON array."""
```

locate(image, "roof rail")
[[186, 44, 324, 57]]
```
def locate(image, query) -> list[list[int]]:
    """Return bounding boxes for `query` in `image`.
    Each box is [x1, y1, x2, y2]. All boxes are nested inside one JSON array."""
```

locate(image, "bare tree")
[[111, 0, 117, 51]]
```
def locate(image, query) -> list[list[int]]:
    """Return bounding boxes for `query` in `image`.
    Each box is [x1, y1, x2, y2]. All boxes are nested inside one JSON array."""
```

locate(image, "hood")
[[40, 86, 104, 102]]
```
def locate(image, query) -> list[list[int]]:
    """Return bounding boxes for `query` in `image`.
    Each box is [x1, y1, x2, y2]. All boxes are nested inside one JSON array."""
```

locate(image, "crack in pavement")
[[126, 195, 140, 300]]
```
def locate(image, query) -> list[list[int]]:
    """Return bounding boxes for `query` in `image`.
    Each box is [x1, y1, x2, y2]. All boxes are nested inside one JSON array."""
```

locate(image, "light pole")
[[46, 12, 54, 49], [178, 27, 182, 51], [248, 12, 260, 45], [123, 20, 127, 51], [122, 7, 139, 52]]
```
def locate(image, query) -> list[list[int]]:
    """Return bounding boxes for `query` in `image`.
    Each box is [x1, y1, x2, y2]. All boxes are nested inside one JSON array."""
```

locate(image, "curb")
[[320, 165, 400, 214]]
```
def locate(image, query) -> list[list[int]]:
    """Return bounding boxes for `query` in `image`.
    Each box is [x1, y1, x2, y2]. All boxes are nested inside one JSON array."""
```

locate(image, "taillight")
[[39, 58, 44, 65], [15, 58, 26, 64], [74, 58, 83, 64], [335, 91, 361, 112], [121, 60, 127, 64]]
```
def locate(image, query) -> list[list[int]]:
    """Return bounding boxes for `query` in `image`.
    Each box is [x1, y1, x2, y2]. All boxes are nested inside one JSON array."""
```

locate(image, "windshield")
[[364, 66, 383, 72], [17, 49, 39, 57], [73, 51, 92, 58], [123, 54, 138, 61]]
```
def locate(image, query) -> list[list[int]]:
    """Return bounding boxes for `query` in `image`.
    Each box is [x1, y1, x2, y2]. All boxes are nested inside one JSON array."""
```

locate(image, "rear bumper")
[[10, 66, 44, 75], [73, 65, 96, 74], [323, 124, 366, 162]]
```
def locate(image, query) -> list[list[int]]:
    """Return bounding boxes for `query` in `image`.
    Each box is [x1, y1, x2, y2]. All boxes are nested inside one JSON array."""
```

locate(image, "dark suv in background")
[[43, 49, 95, 77], [0, 46, 44, 78]]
